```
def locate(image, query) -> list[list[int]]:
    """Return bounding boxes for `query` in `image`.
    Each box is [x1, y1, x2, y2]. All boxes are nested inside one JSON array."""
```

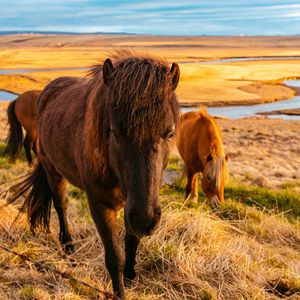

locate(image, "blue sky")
[[1, 0, 300, 35]]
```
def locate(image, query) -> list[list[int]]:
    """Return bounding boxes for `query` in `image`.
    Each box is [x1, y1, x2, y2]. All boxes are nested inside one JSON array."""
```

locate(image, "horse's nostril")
[[145, 219, 157, 234], [146, 223, 153, 233]]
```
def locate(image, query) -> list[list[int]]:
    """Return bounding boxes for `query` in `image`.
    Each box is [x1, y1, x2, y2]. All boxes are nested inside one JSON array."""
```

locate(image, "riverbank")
[[259, 108, 300, 116], [1, 35, 300, 106]]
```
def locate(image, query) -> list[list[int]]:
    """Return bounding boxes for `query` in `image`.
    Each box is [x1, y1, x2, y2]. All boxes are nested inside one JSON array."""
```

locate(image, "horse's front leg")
[[88, 196, 125, 299], [124, 221, 140, 282], [186, 168, 198, 203]]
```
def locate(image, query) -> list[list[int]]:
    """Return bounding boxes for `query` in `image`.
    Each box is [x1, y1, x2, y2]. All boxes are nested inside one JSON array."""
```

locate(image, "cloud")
[[1, 0, 300, 35]]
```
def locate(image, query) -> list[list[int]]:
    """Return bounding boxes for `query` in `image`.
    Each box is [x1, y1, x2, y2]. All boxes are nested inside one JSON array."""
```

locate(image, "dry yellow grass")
[[0, 171, 299, 300], [0, 105, 300, 299], [1, 35, 300, 104]]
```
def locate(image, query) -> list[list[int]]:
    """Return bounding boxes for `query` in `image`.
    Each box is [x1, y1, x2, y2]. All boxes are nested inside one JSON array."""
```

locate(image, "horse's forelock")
[[108, 54, 179, 145], [204, 156, 229, 191]]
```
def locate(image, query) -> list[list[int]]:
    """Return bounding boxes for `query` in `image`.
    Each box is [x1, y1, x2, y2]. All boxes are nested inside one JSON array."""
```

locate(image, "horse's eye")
[[165, 130, 175, 141]]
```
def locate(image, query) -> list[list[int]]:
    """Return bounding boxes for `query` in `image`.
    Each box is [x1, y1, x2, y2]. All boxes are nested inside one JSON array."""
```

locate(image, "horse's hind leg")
[[186, 168, 198, 203], [32, 129, 39, 158], [23, 133, 34, 165], [42, 160, 74, 253], [52, 178, 74, 254]]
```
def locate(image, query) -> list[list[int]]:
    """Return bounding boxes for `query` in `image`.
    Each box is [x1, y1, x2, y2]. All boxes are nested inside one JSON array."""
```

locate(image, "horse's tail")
[[8, 162, 53, 232], [4, 100, 23, 162]]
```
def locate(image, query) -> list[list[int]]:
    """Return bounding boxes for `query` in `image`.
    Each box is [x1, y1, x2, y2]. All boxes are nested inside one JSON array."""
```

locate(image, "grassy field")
[[0, 145, 299, 300]]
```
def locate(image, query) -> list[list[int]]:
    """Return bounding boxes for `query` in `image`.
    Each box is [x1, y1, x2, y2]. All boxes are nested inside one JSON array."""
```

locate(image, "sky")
[[1, 0, 300, 35]]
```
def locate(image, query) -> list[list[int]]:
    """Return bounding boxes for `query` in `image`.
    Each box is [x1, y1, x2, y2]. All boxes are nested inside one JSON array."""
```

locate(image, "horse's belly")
[[39, 131, 85, 189]]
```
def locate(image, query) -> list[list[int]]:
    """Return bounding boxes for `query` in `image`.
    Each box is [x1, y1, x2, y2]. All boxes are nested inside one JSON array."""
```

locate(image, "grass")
[[224, 181, 300, 219], [165, 159, 300, 220], [0, 153, 300, 299]]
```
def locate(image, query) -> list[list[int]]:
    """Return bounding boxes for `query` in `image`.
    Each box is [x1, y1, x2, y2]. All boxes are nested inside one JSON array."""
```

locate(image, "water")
[[0, 90, 17, 101], [1, 56, 300, 119], [284, 80, 300, 88], [199, 56, 300, 65], [182, 80, 300, 120]]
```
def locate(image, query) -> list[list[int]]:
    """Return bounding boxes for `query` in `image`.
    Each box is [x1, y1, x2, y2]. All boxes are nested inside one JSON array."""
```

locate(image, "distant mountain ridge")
[[0, 30, 136, 35]]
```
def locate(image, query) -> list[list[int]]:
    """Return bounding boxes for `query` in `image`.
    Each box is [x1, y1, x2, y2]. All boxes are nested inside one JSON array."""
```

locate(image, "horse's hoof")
[[124, 267, 136, 281], [185, 193, 198, 204], [63, 242, 75, 254], [190, 197, 198, 203]]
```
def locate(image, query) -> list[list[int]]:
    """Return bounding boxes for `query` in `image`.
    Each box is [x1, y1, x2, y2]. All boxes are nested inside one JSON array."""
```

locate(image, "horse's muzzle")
[[127, 206, 162, 237]]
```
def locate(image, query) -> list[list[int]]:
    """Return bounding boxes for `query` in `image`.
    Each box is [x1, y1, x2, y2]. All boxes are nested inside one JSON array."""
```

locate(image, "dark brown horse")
[[4, 90, 40, 165], [9, 52, 180, 299], [177, 108, 229, 207]]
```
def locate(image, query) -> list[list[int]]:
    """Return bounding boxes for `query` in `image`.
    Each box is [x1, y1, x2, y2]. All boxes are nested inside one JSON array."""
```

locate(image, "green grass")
[[224, 181, 300, 219], [162, 167, 300, 220]]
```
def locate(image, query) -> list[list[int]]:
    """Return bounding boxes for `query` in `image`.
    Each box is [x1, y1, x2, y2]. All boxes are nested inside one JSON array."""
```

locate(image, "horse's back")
[[15, 90, 40, 115], [178, 110, 223, 171], [15, 90, 41, 130], [37, 77, 83, 116], [178, 112, 203, 170]]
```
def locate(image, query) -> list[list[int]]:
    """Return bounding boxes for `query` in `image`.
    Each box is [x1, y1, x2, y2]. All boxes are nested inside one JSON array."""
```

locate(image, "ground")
[[0, 35, 300, 300], [1, 102, 300, 299]]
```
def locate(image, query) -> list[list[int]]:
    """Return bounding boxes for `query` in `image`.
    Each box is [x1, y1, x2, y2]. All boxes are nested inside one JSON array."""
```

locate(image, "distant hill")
[[0, 30, 136, 36]]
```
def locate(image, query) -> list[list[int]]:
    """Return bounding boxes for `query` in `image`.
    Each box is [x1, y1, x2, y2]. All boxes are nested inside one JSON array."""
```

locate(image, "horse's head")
[[102, 55, 180, 237], [202, 154, 229, 207]]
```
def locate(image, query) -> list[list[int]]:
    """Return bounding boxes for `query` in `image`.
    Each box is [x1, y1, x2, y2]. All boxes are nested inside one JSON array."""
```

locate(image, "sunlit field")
[[1, 35, 300, 106], [1, 103, 300, 299]]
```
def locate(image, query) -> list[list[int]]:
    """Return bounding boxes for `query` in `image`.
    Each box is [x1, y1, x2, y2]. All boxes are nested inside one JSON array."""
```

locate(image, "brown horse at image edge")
[[8, 52, 180, 300], [177, 108, 229, 207], [4, 90, 40, 165]]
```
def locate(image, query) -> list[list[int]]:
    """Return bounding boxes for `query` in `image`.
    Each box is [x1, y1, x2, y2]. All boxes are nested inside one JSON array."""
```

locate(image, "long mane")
[[83, 51, 180, 178]]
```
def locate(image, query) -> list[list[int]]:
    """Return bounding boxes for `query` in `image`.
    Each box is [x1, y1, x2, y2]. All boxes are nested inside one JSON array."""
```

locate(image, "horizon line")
[[0, 30, 300, 37]]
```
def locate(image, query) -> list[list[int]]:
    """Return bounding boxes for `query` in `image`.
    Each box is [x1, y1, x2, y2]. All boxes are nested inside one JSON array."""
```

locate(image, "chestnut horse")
[[177, 108, 229, 207], [4, 90, 40, 165], [9, 53, 180, 299]]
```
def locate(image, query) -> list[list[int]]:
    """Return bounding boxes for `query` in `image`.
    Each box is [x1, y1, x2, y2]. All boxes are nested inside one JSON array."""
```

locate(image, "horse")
[[8, 52, 180, 300], [4, 90, 40, 165], [177, 107, 229, 207]]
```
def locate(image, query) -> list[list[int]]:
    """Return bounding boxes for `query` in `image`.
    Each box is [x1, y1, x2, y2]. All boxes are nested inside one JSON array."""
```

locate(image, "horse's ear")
[[103, 58, 114, 86], [170, 62, 180, 90], [207, 153, 213, 162]]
